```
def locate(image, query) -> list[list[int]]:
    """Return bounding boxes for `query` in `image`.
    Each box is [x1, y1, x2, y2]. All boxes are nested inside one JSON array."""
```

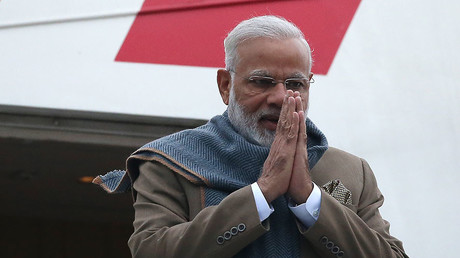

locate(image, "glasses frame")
[[229, 70, 314, 92]]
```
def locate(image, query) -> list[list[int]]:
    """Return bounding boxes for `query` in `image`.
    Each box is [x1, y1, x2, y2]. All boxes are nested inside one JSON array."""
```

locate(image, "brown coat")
[[128, 147, 407, 257]]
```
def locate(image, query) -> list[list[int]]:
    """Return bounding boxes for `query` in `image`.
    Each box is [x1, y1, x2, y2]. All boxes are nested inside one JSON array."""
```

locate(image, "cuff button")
[[224, 231, 232, 240], [237, 223, 246, 232], [313, 210, 319, 217], [332, 246, 340, 254], [320, 236, 328, 245], [231, 227, 239, 235], [216, 236, 225, 245]]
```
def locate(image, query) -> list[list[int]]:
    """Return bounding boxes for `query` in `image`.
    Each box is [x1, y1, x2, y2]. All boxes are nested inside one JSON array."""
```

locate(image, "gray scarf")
[[94, 111, 328, 257]]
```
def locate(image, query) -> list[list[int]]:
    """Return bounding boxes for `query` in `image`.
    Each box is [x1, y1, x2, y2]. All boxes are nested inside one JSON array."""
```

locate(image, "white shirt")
[[250, 182, 321, 228]]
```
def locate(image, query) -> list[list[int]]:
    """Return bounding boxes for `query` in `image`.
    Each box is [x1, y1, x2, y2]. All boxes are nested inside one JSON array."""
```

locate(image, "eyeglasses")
[[230, 72, 314, 93]]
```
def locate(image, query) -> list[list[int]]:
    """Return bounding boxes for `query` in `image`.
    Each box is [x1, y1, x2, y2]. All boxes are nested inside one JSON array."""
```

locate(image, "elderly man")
[[97, 15, 407, 257]]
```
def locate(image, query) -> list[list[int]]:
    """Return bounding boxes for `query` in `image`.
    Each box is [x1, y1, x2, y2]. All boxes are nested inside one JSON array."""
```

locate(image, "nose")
[[266, 82, 286, 107]]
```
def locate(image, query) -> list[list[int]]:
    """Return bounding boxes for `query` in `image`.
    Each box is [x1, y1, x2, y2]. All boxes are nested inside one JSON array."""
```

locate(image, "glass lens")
[[247, 76, 275, 92], [246, 76, 309, 93], [285, 79, 307, 90]]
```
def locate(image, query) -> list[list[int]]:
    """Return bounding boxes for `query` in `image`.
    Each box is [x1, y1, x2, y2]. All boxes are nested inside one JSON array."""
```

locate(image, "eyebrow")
[[248, 70, 308, 79], [289, 72, 308, 79], [248, 69, 271, 77]]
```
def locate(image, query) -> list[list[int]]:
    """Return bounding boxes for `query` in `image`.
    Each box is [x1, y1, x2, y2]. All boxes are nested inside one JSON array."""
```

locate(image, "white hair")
[[224, 15, 312, 74]]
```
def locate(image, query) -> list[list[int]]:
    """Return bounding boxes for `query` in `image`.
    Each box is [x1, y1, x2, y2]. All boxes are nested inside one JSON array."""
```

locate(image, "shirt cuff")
[[251, 182, 274, 222], [288, 183, 322, 228]]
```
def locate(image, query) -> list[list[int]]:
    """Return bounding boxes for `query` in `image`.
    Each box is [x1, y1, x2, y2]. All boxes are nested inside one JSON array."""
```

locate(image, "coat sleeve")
[[300, 159, 408, 258], [128, 161, 268, 258]]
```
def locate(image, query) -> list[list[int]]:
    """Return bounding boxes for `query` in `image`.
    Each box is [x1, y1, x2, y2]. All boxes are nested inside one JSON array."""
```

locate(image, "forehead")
[[235, 37, 310, 77]]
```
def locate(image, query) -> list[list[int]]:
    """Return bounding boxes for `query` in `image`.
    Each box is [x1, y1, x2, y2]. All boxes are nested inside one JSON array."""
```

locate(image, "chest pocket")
[[321, 180, 354, 206]]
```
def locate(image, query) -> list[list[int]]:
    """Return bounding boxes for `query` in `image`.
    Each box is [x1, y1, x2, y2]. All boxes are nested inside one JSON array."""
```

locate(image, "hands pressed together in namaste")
[[257, 90, 312, 204]]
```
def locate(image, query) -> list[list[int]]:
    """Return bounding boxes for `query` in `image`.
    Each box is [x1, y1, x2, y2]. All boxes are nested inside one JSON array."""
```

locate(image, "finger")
[[285, 96, 296, 129], [278, 95, 296, 132], [288, 111, 300, 140], [298, 110, 307, 145], [281, 97, 294, 133], [295, 95, 303, 113], [277, 94, 290, 131], [297, 111, 309, 169], [293, 91, 300, 98]]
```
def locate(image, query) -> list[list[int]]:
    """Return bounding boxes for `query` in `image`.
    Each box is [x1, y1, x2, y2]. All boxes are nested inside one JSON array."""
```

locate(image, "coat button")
[[216, 236, 225, 245], [320, 236, 328, 245], [230, 227, 239, 235], [332, 246, 340, 254], [224, 231, 232, 240], [238, 223, 246, 232]]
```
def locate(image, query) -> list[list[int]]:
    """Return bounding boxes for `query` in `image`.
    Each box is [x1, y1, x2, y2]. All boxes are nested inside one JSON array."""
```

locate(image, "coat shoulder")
[[313, 147, 364, 173]]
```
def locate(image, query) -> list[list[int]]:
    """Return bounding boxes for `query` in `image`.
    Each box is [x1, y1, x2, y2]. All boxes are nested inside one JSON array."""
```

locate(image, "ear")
[[217, 69, 231, 105]]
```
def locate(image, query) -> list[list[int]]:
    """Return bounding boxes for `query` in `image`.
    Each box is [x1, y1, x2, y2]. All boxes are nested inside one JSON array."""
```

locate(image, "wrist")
[[290, 182, 313, 204], [256, 179, 276, 203]]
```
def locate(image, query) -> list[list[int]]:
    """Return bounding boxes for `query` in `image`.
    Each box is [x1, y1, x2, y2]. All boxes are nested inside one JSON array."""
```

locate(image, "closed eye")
[[285, 79, 306, 90], [248, 77, 275, 87]]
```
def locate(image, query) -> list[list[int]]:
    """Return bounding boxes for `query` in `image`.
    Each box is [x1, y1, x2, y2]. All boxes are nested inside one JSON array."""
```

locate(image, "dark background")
[[0, 105, 205, 258]]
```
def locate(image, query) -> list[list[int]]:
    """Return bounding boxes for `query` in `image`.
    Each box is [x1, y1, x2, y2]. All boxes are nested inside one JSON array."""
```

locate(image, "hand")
[[288, 94, 313, 204], [257, 91, 299, 203]]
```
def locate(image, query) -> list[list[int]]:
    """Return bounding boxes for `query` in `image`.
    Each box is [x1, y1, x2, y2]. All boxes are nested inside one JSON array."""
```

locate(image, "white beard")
[[227, 87, 277, 147], [227, 84, 309, 147]]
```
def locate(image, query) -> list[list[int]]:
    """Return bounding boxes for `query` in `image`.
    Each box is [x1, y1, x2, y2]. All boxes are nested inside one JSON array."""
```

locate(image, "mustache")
[[255, 108, 281, 119]]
